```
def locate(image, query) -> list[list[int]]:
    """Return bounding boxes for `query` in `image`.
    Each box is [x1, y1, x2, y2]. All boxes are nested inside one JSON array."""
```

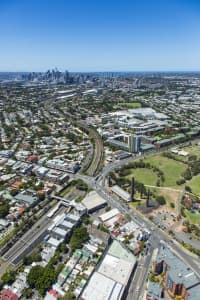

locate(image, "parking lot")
[[150, 209, 177, 230]]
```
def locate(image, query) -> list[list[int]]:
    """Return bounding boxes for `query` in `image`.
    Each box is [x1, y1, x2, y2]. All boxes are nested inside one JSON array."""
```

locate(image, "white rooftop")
[[82, 191, 107, 211], [52, 227, 68, 237], [47, 237, 63, 247], [98, 254, 134, 285], [81, 271, 123, 300], [99, 208, 120, 222]]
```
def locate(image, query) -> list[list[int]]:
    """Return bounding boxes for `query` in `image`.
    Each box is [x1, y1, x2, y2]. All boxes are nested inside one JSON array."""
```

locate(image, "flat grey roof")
[[157, 246, 200, 289], [15, 193, 37, 205], [147, 282, 163, 299], [187, 284, 200, 300], [62, 220, 74, 229], [52, 227, 68, 237], [47, 237, 63, 247], [82, 191, 107, 210], [111, 185, 131, 202], [81, 271, 123, 300]]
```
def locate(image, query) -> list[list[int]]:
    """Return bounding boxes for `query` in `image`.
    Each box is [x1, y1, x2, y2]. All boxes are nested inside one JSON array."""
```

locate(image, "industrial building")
[[82, 191, 107, 212], [81, 240, 136, 300], [99, 208, 121, 223], [111, 185, 131, 202]]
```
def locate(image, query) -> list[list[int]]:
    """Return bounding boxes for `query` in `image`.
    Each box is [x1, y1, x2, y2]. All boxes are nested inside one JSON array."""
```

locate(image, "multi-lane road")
[[127, 249, 153, 300], [0, 205, 66, 273]]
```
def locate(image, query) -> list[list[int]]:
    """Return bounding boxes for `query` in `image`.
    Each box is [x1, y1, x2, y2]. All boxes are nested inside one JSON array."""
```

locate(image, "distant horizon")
[[1, 69, 200, 74]]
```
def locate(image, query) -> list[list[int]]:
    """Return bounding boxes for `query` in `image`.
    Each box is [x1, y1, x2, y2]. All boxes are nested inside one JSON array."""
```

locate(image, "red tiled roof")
[[48, 289, 59, 298], [0, 289, 19, 300], [27, 155, 38, 161]]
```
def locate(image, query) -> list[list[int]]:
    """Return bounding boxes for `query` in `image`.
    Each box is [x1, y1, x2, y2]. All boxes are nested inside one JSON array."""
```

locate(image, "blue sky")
[[0, 0, 200, 72]]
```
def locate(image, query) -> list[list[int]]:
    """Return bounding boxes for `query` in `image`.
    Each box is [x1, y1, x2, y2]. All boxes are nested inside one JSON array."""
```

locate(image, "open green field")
[[185, 209, 200, 225], [115, 102, 141, 109], [60, 185, 73, 197], [126, 168, 158, 186], [183, 144, 200, 159], [144, 155, 187, 188], [130, 198, 146, 209], [188, 175, 200, 195]]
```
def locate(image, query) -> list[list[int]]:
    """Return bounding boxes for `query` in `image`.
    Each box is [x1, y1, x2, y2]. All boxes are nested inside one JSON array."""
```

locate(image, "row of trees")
[[118, 160, 165, 186], [163, 152, 200, 188], [183, 220, 200, 238]]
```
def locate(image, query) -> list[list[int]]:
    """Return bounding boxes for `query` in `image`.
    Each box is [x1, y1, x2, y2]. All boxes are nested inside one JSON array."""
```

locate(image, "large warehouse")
[[82, 191, 107, 212], [81, 240, 136, 300]]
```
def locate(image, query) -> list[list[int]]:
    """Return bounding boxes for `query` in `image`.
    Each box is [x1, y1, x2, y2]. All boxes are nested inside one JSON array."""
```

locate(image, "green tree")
[[69, 226, 89, 251], [1, 270, 16, 285], [156, 195, 166, 205], [185, 185, 192, 193], [27, 265, 44, 288], [36, 267, 56, 296], [0, 203, 9, 218], [182, 168, 192, 180], [170, 202, 175, 209], [22, 288, 33, 299], [23, 251, 42, 265]]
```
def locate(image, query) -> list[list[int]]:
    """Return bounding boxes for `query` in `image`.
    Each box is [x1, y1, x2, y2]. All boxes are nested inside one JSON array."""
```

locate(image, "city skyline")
[[0, 0, 200, 72]]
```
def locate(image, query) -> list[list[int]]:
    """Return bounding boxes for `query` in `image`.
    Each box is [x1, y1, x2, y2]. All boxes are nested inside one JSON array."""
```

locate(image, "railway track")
[[76, 122, 104, 176]]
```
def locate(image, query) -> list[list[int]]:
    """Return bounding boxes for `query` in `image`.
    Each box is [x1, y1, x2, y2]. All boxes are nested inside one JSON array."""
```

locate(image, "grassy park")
[[126, 168, 158, 186], [183, 144, 200, 160], [116, 154, 186, 211], [144, 155, 187, 188], [188, 175, 200, 196], [184, 210, 200, 225], [114, 102, 142, 109], [123, 154, 187, 189], [114, 150, 200, 218]]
